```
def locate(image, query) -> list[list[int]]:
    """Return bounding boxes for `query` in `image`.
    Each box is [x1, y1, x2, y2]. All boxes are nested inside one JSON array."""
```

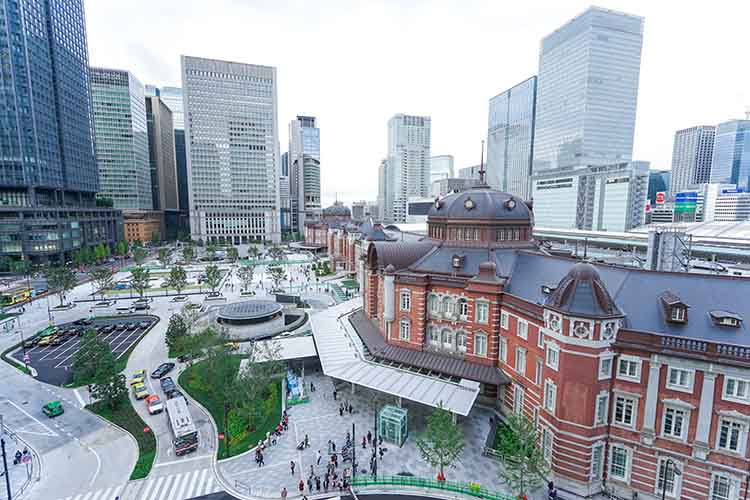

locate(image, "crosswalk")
[[56, 468, 222, 500]]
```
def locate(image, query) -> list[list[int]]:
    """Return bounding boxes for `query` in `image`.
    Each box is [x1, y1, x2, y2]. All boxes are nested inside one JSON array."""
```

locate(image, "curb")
[[3, 427, 44, 499], [85, 408, 141, 482]]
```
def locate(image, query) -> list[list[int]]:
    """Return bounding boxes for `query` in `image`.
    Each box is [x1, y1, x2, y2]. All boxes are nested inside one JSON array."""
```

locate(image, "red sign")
[[218, 433, 225, 440], [656, 192, 666, 205], [645, 200, 652, 213], [143, 426, 150, 433]]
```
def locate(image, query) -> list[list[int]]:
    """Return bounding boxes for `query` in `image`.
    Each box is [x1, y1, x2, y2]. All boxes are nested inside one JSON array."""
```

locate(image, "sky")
[[85, 0, 750, 208]]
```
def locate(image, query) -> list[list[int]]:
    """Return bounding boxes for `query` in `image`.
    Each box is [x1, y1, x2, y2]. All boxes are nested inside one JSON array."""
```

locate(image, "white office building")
[[181, 56, 280, 244], [532, 161, 649, 231], [702, 184, 750, 222], [669, 125, 716, 194], [430, 155, 454, 184], [532, 7, 644, 172], [383, 114, 431, 223]]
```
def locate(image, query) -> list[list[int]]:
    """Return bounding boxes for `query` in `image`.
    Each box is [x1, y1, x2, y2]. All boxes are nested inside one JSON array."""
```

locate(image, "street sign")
[[23, 354, 30, 364], [655, 192, 666, 205]]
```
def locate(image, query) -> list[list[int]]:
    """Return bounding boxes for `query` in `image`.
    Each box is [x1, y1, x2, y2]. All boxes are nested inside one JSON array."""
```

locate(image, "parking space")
[[10, 316, 156, 386]]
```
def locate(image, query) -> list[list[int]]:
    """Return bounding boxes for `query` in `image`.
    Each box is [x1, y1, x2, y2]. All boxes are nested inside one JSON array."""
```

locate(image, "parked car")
[[23, 338, 39, 348], [130, 369, 146, 386], [177, 352, 197, 363], [73, 318, 93, 326], [145, 395, 164, 415], [167, 389, 186, 401], [37, 336, 54, 347], [151, 362, 175, 379], [50, 336, 65, 346], [127, 322, 138, 331], [133, 302, 150, 311], [116, 323, 128, 330], [132, 383, 149, 400], [160, 377, 176, 395], [42, 401, 64, 418], [116, 306, 135, 315], [138, 321, 150, 329]]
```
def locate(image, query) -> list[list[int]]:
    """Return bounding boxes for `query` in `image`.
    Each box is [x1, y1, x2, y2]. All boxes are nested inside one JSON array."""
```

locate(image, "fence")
[[351, 475, 519, 500]]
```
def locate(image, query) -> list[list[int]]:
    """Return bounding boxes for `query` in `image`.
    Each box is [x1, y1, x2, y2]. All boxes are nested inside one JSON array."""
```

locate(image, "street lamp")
[[661, 458, 681, 500]]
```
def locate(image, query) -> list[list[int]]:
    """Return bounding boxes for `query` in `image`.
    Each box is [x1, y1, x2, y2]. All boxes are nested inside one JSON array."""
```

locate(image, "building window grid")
[[544, 380, 557, 414], [613, 395, 637, 429]]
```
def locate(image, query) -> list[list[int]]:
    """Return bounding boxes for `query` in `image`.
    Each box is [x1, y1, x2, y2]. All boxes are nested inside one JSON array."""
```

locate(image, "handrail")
[[351, 475, 519, 500]]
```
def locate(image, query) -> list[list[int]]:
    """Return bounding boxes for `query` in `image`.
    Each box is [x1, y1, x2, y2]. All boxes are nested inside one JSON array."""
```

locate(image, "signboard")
[[645, 200, 652, 213], [655, 192, 666, 205], [674, 191, 698, 213]]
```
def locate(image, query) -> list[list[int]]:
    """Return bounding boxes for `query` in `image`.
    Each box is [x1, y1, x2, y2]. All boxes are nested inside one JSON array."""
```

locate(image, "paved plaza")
[[219, 372, 514, 499]]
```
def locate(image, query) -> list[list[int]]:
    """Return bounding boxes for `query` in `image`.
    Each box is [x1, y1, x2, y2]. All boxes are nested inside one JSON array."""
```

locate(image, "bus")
[[0, 286, 31, 306], [165, 396, 199, 455]]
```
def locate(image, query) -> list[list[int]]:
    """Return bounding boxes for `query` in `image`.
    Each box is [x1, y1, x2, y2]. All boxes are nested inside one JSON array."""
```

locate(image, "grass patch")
[[87, 396, 156, 480], [179, 358, 282, 459]]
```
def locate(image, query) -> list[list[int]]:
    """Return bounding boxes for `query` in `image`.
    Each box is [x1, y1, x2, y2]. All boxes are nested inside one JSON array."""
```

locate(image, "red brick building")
[[321, 184, 750, 500]]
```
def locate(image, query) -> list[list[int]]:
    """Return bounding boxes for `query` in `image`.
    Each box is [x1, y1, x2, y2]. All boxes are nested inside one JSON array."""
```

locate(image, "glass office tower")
[[0, 0, 122, 262], [486, 76, 537, 199], [533, 7, 644, 172], [289, 116, 321, 233], [710, 120, 750, 191], [91, 68, 152, 210]]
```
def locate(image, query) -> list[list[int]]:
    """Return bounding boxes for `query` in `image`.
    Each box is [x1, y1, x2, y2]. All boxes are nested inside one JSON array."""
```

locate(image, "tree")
[[237, 265, 255, 292], [226, 246, 239, 263], [204, 265, 221, 296], [495, 413, 550, 497], [133, 246, 147, 266], [94, 244, 107, 263], [45, 265, 76, 307], [201, 329, 238, 454], [167, 265, 188, 297], [181, 245, 194, 263], [267, 265, 287, 291], [165, 313, 189, 355], [266, 245, 285, 262], [92, 372, 127, 410], [150, 231, 161, 246], [247, 246, 260, 261], [72, 330, 115, 385], [235, 340, 283, 433], [205, 243, 218, 262], [415, 403, 465, 480], [158, 247, 172, 269], [89, 267, 114, 301], [130, 266, 150, 299]]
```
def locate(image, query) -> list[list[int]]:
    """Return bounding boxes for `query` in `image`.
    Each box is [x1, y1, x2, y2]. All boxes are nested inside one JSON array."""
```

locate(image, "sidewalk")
[[1, 425, 40, 500]]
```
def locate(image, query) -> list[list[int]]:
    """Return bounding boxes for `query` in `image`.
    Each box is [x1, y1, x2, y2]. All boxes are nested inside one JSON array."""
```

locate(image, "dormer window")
[[452, 255, 464, 269], [710, 310, 743, 328], [671, 307, 686, 322], [541, 284, 557, 295], [659, 291, 689, 324]]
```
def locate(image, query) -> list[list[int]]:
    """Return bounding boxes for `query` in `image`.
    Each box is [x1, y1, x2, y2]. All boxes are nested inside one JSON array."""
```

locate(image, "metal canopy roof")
[[311, 299, 480, 416]]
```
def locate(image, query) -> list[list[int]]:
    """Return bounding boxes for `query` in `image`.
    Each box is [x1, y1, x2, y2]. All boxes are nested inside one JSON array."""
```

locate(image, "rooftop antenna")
[[478, 140, 487, 186]]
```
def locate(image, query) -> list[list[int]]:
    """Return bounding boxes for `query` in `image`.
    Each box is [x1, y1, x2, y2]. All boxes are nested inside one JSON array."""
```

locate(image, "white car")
[[146, 395, 164, 415]]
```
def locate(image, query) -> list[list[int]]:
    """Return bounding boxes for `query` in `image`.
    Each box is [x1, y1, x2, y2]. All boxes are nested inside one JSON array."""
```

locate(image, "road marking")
[[166, 472, 184, 500], [74, 389, 86, 408], [184, 469, 201, 498], [153, 453, 211, 467], [89, 487, 107, 500], [203, 474, 215, 495], [196, 468, 209, 496], [141, 475, 162, 500], [0, 399, 58, 437], [80, 491, 93, 500], [87, 445, 101, 487]]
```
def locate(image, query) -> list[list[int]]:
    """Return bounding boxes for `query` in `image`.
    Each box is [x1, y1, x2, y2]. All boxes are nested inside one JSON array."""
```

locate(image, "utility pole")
[[351, 422, 356, 481]]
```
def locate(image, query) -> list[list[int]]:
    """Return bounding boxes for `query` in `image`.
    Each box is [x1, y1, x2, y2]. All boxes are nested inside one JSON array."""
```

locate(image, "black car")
[[167, 389, 187, 402], [177, 353, 197, 363], [74, 318, 93, 326], [127, 322, 138, 331], [160, 376, 176, 395], [151, 362, 175, 379], [23, 338, 39, 348]]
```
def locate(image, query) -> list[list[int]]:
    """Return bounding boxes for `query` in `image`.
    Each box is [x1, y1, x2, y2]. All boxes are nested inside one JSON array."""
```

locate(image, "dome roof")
[[545, 262, 621, 317], [427, 188, 531, 221], [323, 202, 351, 217]]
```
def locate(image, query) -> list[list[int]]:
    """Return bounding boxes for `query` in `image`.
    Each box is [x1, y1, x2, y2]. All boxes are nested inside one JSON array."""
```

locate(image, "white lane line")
[[170, 473, 188, 500], [146, 476, 168, 500], [0, 399, 58, 437], [89, 487, 107, 500], [74, 389, 86, 408], [86, 445, 101, 486], [195, 469, 209, 496], [80, 491, 94, 500], [53, 340, 83, 367], [138, 475, 159, 500], [204, 474, 216, 494], [153, 454, 211, 467], [183, 470, 201, 499]]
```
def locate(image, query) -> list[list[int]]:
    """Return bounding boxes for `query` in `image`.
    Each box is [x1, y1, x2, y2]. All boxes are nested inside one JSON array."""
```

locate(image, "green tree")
[[237, 265, 255, 292], [89, 267, 114, 301], [72, 330, 115, 385], [205, 243, 218, 262], [204, 265, 221, 295], [165, 313, 189, 355], [130, 266, 150, 299], [91, 372, 127, 410], [150, 231, 161, 246], [45, 265, 76, 307], [181, 245, 194, 263], [133, 246, 147, 266], [266, 245, 285, 262], [167, 265, 188, 297], [267, 265, 287, 291], [495, 413, 550, 497], [200, 329, 237, 454], [94, 244, 107, 263], [158, 247, 172, 269], [415, 403, 465, 480], [226, 246, 239, 263], [235, 339, 283, 434], [247, 246, 260, 260]]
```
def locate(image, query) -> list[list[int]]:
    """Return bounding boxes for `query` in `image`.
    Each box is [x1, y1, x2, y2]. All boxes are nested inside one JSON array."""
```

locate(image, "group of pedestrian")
[[338, 400, 353, 416], [257, 409, 291, 467]]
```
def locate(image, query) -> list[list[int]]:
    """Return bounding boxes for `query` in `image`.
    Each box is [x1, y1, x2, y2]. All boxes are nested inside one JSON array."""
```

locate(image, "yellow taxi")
[[130, 369, 146, 386], [132, 382, 149, 400]]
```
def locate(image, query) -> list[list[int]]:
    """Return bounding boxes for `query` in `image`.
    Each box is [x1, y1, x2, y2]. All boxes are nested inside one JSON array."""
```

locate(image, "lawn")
[[87, 396, 156, 480], [179, 358, 282, 459]]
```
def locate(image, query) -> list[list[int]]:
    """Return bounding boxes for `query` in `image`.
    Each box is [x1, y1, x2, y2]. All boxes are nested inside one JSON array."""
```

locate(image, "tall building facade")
[[181, 56, 280, 244], [486, 76, 537, 199], [377, 159, 390, 221], [647, 169, 671, 205], [289, 116, 321, 233], [280, 152, 291, 234], [458, 165, 481, 180], [0, 0, 122, 262], [710, 119, 750, 191], [159, 87, 184, 129], [531, 161, 649, 231], [533, 7, 644, 172], [430, 155, 454, 184], [145, 96, 179, 211], [669, 125, 716, 194], [384, 114, 431, 223], [91, 68, 152, 210]]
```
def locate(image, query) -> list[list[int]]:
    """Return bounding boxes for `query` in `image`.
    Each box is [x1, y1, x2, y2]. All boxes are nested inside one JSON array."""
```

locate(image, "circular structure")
[[323, 202, 351, 217], [427, 187, 530, 221], [217, 300, 283, 325]]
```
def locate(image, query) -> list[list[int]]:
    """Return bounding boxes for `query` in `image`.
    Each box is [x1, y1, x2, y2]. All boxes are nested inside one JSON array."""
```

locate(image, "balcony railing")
[[351, 475, 517, 500], [620, 330, 750, 364]]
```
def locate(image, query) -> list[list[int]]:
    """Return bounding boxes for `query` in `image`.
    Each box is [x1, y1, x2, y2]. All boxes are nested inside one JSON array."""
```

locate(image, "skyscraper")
[[159, 87, 185, 129], [430, 155, 454, 184], [145, 96, 179, 211], [289, 116, 321, 233], [377, 159, 390, 221], [384, 114, 431, 223], [533, 7, 644, 172], [669, 125, 716, 194], [181, 56, 280, 244], [0, 0, 122, 262], [486, 76, 537, 198], [91, 67, 152, 210], [280, 152, 291, 234], [710, 119, 750, 191]]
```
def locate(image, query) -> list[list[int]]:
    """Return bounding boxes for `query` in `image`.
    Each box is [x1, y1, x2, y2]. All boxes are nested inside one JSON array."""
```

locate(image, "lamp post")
[[661, 458, 681, 500]]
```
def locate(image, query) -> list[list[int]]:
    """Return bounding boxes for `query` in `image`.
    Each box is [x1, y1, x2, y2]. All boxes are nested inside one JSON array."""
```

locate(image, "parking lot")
[[11, 316, 157, 386]]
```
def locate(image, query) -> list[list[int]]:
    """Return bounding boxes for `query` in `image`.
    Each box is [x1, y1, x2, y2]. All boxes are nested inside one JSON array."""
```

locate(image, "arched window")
[[427, 325, 439, 345], [442, 328, 454, 349], [399, 290, 411, 311], [399, 319, 410, 341], [442, 296, 453, 316], [456, 331, 467, 352]]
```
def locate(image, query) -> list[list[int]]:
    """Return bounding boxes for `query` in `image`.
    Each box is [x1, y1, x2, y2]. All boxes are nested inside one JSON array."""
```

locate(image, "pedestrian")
[[298, 480, 304, 495], [324, 477, 330, 492], [348, 402, 353, 414], [367, 430, 372, 444], [291, 460, 296, 475], [281, 487, 288, 500], [379, 447, 384, 459], [310, 381, 315, 392], [304, 434, 310, 448], [327, 439, 333, 454], [316, 449, 322, 465], [307, 477, 313, 492], [315, 476, 321, 491], [339, 403, 344, 417], [310, 464, 314, 477], [362, 436, 367, 449], [378, 435, 383, 446], [259, 452, 265, 467], [332, 440, 336, 452], [333, 388, 337, 400]]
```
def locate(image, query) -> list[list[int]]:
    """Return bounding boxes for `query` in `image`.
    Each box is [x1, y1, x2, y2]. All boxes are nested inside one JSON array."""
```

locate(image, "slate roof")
[[544, 263, 621, 318], [349, 309, 509, 386], [370, 241, 434, 270], [428, 187, 531, 221], [409, 246, 522, 277]]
